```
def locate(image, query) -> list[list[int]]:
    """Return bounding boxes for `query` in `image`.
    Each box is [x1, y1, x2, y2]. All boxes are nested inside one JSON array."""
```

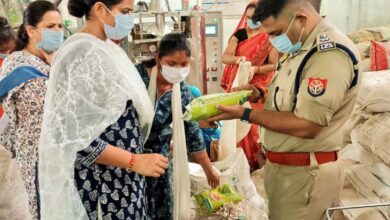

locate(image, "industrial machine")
[[129, 8, 224, 95], [1, 0, 225, 94], [203, 11, 223, 94]]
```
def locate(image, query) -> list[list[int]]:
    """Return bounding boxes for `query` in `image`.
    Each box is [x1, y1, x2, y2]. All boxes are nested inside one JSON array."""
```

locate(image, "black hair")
[[252, 0, 320, 22], [309, 0, 322, 12], [15, 0, 60, 51], [252, 0, 289, 22], [246, 3, 257, 10], [0, 17, 16, 44], [68, 0, 122, 18], [158, 33, 191, 59]]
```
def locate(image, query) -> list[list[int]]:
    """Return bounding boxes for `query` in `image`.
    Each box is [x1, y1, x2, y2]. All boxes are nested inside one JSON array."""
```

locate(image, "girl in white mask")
[[135, 33, 220, 220], [38, 0, 169, 219]]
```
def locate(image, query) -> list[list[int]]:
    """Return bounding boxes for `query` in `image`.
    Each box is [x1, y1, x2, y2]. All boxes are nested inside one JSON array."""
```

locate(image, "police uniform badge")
[[308, 78, 327, 97]]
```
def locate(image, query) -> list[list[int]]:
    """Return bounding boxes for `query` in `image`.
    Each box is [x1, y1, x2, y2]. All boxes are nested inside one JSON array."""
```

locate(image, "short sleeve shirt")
[[260, 19, 361, 152]]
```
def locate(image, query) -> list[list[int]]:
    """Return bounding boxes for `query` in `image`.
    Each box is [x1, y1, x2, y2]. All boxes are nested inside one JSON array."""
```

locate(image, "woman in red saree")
[[221, 1, 278, 171]]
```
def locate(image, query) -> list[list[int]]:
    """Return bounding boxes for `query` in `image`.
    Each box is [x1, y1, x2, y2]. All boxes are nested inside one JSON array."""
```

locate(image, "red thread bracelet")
[[126, 153, 136, 172]]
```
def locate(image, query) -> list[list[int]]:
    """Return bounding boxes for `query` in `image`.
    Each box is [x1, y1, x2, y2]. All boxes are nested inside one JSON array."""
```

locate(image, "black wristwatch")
[[240, 108, 252, 123]]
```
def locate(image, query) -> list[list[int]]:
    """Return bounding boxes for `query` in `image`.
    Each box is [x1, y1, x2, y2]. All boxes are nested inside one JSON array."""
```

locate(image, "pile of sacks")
[[339, 70, 390, 220]]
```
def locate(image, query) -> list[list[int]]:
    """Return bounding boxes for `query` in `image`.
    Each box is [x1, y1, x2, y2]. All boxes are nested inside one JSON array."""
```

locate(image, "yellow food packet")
[[183, 91, 252, 121], [194, 184, 244, 214]]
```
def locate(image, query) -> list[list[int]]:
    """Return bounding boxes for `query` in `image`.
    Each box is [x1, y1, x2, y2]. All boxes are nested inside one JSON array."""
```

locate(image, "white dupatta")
[[38, 33, 154, 220], [147, 66, 191, 219]]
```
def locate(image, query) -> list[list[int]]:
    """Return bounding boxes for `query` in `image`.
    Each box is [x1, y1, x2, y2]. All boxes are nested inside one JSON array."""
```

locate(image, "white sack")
[[354, 113, 390, 165], [189, 149, 268, 220]]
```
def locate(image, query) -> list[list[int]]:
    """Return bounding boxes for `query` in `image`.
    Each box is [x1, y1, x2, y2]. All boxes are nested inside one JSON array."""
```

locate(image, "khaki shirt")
[[261, 19, 361, 152]]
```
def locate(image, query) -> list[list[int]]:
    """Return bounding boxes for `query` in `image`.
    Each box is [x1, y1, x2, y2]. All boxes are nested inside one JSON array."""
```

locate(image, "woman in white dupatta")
[[38, 0, 168, 219]]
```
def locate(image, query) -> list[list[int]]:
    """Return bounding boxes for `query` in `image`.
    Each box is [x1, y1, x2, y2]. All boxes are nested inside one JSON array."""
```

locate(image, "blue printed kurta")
[[136, 64, 206, 220], [74, 100, 147, 220]]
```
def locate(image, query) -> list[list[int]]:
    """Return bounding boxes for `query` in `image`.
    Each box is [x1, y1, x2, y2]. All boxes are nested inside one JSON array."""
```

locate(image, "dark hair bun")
[[68, 0, 89, 18], [0, 16, 10, 27], [0, 16, 15, 44]]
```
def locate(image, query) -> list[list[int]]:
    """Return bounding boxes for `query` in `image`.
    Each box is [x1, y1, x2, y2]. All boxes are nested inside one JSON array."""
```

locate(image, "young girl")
[[0, 16, 15, 68], [136, 33, 220, 220], [0, 16, 15, 135], [189, 85, 221, 161]]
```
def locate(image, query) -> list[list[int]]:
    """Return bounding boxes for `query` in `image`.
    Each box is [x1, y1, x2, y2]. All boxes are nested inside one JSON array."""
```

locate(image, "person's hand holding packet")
[[183, 90, 252, 122]]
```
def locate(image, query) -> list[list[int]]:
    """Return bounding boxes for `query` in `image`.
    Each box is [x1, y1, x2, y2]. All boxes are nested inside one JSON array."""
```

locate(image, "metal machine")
[[203, 11, 223, 94], [1, 0, 224, 94], [129, 9, 224, 95]]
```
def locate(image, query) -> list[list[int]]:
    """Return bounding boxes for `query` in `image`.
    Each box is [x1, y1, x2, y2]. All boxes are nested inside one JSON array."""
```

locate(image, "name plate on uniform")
[[318, 42, 336, 51]]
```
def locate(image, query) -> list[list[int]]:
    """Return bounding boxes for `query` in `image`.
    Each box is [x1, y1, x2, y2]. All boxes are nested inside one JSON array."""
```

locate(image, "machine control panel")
[[205, 12, 223, 94]]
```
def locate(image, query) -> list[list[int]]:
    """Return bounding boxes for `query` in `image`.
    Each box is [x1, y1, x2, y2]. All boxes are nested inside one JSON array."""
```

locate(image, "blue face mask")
[[270, 16, 304, 54], [247, 19, 261, 30], [35, 28, 64, 53], [102, 5, 134, 40]]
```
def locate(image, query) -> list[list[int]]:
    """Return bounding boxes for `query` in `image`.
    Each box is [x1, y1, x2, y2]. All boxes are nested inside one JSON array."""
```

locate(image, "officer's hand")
[[232, 84, 262, 103], [207, 105, 245, 122]]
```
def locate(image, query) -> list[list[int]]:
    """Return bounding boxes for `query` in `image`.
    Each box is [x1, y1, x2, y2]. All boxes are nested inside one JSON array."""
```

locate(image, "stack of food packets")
[[193, 184, 244, 214], [183, 91, 252, 122]]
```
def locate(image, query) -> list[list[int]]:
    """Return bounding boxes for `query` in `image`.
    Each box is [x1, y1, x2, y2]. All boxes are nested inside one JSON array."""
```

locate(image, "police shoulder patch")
[[307, 78, 328, 97]]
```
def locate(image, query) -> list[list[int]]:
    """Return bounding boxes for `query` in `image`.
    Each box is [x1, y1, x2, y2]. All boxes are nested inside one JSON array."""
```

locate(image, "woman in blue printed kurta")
[[39, 1, 169, 219], [136, 33, 220, 220], [75, 101, 147, 220]]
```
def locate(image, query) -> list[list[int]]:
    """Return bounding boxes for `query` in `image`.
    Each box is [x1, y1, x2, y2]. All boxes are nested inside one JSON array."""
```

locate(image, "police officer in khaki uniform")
[[208, 0, 361, 219]]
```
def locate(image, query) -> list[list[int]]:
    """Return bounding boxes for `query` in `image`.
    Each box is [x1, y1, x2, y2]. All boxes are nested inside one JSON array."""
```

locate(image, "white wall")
[[201, 0, 390, 48], [217, 0, 390, 48], [321, 0, 390, 34], [58, 0, 390, 42]]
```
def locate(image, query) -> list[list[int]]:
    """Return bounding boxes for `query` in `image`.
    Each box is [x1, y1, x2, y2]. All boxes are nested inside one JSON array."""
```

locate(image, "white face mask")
[[161, 65, 190, 84]]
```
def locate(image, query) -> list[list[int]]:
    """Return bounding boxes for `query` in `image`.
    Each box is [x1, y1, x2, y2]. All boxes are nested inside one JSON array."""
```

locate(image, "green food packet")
[[194, 184, 244, 214], [183, 90, 252, 121]]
